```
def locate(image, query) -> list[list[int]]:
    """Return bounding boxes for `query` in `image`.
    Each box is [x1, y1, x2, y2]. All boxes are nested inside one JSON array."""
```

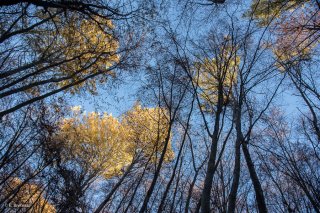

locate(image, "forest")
[[0, 0, 319, 212]]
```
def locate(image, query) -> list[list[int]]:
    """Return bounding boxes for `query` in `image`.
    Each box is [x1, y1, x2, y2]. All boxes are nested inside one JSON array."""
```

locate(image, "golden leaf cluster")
[[31, 14, 119, 94], [248, 0, 309, 26], [195, 46, 239, 109], [3, 178, 56, 213], [122, 104, 175, 162], [248, 0, 318, 70], [58, 16, 119, 93], [57, 104, 174, 179]]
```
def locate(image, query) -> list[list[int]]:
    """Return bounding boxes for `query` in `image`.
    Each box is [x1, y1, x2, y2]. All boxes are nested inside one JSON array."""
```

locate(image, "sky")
[[67, 0, 310, 123]]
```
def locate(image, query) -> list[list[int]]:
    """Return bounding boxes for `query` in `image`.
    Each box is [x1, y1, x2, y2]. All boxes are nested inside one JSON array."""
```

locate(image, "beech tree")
[[1, 1, 320, 213], [41, 104, 174, 212], [2, 177, 55, 213], [0, 1, 149, 212], [0, 0, 148, 118]]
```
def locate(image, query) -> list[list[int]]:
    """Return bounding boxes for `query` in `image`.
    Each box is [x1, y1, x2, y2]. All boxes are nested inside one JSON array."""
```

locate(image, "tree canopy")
[[1, 0, 320, 212]]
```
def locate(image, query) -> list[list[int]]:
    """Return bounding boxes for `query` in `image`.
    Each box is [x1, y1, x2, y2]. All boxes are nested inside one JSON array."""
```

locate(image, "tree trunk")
[[227, 139, 241, 213], [228, 103, 243, 213], [242, 143, 268, 213], [200, 88, 224, 213]]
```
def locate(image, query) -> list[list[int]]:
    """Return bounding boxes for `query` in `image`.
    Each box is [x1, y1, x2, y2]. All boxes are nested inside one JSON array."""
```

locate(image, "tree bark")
[[200, 89, 224, 213], [227, 139, 241, 213], [242, 143, 268, 213], [227, 103, 243, 213]]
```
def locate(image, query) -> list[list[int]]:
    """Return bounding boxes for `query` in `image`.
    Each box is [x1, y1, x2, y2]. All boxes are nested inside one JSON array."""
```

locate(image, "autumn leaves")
[[249, 0, 319, 70], [0, 11, 120, 117], [31, 14, 120, 94], [55, 104, 174, 179]]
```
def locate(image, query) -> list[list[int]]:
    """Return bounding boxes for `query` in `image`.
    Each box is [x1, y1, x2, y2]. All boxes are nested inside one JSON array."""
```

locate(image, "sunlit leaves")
[[30, 14, 120, 94], [122, 104, 175, 162], [56, 104, 174, 179], [4, 178, 55, 213], [248, 0, 319, 70], [248, 0, 309, 26], [59, 109, 131, 178], [195, 45, 239, 110], [272, 6, 319, 70]]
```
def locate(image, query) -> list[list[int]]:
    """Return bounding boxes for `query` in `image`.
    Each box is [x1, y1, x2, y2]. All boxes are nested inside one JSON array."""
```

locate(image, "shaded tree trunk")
[[242, 143, 268, 213], [227, 139, 241, 213]]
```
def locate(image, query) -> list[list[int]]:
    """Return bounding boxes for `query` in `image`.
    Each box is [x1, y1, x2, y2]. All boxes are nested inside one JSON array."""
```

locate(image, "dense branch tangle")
[[0, 1, 123, 118], [1, 0, 320, 213]]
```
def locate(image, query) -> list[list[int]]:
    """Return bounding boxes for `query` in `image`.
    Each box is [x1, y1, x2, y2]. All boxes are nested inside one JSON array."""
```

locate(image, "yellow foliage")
[[122, 104, 175, 162], [59, 111, 132, 178], [32, 14, 119, 94], [57, 104, 174, 179], [58, 16, 120, 94], [195, 47, 239, 108], [273, 41, 313, 71], [4, 178, 56, 213], [247, 0, 318, 70], [248, 0, 309, 26]]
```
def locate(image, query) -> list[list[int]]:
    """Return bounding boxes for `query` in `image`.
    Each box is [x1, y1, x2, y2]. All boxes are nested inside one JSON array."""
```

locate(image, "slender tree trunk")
[[200, 134, 219, 213], [227, 139, 241, 213], [123, 162, 149, 213], [200, 89, 224, 213], [185, 170, 200, 213], [227, 103, 243, 213], [94, 162, 134, 213], [169, 158, 183, 213], [158, 100, 194, 213], [138, 123, 173, 213], [242, 143, 268, 213]]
